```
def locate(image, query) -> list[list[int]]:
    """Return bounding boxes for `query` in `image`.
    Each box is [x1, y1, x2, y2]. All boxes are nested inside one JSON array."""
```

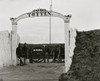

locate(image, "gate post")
[[64, 15, 71, 72], [10, 18, 18, 65]]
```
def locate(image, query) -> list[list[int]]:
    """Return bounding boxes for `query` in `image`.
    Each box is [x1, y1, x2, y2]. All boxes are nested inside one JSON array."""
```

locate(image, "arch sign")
[[10, 8, 71, 72]]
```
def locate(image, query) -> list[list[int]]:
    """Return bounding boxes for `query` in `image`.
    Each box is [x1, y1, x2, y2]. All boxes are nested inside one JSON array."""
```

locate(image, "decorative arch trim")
[[10, 8, 71, 25]]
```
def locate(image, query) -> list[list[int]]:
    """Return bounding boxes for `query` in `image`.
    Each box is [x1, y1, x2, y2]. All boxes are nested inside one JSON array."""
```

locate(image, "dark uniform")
[[57, 46, 62, 62], [22, 43, 27, 65], [29, 48, 33, 63], [52, 46, 60, 62], [43, 45, 46, 63], [45, 47, 50, 62], [43, 45, 50, 63], [16, 44, 23, 65]]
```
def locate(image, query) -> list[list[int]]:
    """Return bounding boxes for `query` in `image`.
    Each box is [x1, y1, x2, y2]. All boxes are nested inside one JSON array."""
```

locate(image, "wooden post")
[[10, 18, 18, 65], [64, 15, 71, 72]]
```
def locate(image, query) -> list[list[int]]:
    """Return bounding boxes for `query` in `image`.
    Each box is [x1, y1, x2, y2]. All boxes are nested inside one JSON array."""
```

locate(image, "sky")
[[0, 0, 100, 44]]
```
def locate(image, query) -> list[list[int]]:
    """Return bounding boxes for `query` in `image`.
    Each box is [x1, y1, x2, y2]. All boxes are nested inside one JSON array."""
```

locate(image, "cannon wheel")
[[32, 48, 44, 63]]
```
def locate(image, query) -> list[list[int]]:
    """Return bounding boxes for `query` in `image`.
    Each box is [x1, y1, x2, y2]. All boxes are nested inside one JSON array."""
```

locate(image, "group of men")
[[16, 43, 27, 66], [43, 45, 64, 63], [16, 43, 64, 66]]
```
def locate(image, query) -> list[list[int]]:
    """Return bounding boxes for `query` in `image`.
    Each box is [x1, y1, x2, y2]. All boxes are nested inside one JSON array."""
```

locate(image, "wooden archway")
[[10, 8, 71, 72]]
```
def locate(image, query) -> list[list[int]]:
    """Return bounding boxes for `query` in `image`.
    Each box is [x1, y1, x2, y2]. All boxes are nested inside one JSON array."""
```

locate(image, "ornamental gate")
[[10, 9, 71, 72]]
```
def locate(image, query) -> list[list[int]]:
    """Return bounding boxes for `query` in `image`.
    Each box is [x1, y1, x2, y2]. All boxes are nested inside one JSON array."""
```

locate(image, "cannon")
[[30, 47, 44, 63], [28, 44, 65, 63]]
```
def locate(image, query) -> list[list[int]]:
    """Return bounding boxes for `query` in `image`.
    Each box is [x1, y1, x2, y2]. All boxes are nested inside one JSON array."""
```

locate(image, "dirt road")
[[0, 62, 64, 81]]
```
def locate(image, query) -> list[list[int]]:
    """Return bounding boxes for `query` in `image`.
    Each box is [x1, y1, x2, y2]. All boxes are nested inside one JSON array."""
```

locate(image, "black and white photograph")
[[0, 0, 100, 81]]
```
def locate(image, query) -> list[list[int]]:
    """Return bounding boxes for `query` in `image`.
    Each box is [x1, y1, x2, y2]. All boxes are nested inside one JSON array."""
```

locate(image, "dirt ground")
[[0, 61, 65, 81]]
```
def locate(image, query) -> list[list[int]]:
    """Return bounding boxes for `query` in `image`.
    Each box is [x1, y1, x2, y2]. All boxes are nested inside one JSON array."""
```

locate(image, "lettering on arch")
[[10, 8, 71, 24], [27, 9, 51, 17]]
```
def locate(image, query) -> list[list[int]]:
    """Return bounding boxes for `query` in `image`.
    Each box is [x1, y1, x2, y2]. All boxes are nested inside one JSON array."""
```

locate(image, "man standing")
[[43, 45, 46, 63], [22, 43, 27, 65], [52, 45, 60, 63], [29, 47, 33, 63], [46, 46, 50, 62], [16, 43, 23, 65]]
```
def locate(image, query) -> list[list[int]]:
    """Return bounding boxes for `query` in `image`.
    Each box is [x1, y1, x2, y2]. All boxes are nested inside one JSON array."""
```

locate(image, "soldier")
[[52, 45, 60, 63], [22, 43, 27, 65], [45, 46, 50, 62], [57, 45, 62, 63], [29, 47, 33, 63], [43, 45, 46, 63], [16, 43, 23, 66]]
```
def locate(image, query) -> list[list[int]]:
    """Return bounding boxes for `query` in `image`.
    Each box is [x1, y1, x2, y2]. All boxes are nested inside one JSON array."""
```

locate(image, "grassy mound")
[[59, 30, 100, 81]]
